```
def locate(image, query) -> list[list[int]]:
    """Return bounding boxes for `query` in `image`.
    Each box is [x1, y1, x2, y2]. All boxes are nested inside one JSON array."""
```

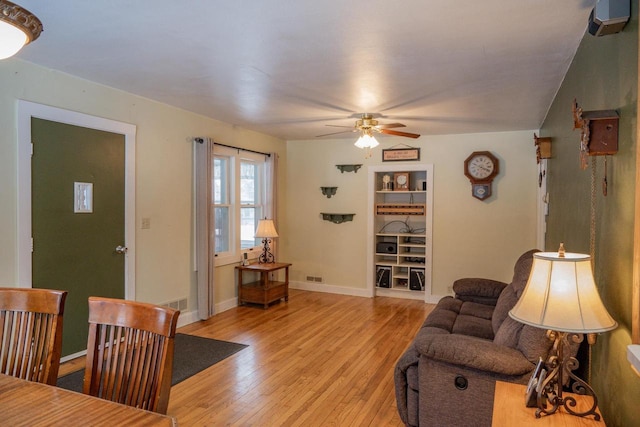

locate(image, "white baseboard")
[[175, 298, 238, 328], [290, 280, 444, 303], [176, 309, 200, 328], [289, 280, 373, 298], [425, 294, 445, 304], [61, 349, 86, 363], [174, 286, 439, 332], [216, 297, 239, 313]]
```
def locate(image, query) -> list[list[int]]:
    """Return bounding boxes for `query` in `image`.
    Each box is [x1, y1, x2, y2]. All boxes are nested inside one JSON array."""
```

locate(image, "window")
[[212, 146, 268, 265], [213, 157, 230, 253], [240, 161, 262, 249]]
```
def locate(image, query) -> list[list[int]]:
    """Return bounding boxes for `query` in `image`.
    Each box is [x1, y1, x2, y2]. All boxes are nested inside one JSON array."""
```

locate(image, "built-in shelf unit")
[[367, 164, 434, 302]]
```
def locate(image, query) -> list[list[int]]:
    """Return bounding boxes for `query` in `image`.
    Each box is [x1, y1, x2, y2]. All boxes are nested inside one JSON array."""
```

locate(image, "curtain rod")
[[194, 137, 271, 157]]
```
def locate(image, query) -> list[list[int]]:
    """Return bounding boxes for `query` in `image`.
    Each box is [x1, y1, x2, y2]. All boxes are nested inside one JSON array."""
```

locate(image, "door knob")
[[115, 245, 128, 254]]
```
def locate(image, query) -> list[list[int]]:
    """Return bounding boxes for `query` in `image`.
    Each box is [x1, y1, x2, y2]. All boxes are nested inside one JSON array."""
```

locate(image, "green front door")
[[31, 118, 126, 356]]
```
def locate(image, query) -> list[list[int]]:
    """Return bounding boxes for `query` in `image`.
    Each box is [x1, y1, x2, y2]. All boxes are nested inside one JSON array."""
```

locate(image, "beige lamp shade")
[[509, 251, 617, 334], [255, 219, 278, 238]]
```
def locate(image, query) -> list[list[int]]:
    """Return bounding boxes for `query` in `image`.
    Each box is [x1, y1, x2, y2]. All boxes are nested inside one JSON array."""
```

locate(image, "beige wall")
[[0, 59, 539, 315], [0, 58, 286, 313], [283, 130, 539, 297]]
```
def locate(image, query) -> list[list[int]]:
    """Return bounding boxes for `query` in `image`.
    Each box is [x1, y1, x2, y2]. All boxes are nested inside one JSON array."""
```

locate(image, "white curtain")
[[195, 137, 215, 319], [265, 153, 278, 258]]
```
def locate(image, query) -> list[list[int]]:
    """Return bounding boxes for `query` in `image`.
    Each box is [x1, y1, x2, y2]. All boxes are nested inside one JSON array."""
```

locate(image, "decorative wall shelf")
[[336, 164, 362, 173], [321, 213, 355, 224], [320, 187, 338, 198]]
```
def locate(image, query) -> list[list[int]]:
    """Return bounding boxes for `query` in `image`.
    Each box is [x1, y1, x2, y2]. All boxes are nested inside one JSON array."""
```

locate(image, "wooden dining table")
[[0, 373, 177, 426]]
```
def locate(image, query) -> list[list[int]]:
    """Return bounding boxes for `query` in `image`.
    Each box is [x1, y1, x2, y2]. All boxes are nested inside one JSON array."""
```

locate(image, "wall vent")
[[165, 298, 188, 311]]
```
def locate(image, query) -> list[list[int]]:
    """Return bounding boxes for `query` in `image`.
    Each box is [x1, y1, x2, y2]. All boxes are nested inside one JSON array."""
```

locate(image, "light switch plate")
[[74, 182, 93, 213]]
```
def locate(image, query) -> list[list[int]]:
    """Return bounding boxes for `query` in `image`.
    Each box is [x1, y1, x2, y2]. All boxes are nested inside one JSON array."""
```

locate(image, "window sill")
[[214, 254, 238, 267], [214, 247, 261, 268]]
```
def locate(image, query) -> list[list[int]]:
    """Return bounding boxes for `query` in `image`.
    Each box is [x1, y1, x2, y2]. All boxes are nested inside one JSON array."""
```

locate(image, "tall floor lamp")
[[255, 219, 278, 264], [509, 244, 617, 420]]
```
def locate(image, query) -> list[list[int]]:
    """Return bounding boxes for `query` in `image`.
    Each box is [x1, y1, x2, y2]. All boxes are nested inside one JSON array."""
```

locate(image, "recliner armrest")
[[414, 333, 534, 377], [453, 278, 508, 305]]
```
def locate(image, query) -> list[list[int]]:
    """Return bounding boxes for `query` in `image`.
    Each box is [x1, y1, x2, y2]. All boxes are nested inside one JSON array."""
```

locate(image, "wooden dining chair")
[[82, 296, 180, 414], [0, 287, 67, 386]]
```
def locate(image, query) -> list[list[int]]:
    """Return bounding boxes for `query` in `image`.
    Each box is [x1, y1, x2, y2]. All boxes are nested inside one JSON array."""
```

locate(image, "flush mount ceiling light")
[[0, 0, 42, 60]]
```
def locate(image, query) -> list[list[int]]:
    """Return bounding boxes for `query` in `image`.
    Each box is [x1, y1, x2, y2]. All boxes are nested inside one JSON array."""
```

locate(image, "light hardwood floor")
[[60, 289, 433, 426]]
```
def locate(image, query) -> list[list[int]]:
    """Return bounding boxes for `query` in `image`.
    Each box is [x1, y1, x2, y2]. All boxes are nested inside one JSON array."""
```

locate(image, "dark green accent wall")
[[540, 2, 640, 426]]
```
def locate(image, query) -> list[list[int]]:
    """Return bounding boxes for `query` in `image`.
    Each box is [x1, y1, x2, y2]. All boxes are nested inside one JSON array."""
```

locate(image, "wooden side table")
[[236, 262, 291, 309], [492, 381, 605, 426]]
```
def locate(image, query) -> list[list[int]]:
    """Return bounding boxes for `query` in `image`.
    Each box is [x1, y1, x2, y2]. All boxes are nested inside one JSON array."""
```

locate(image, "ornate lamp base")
[[258, 238, 275, 263], [536, 331, 600, 420]]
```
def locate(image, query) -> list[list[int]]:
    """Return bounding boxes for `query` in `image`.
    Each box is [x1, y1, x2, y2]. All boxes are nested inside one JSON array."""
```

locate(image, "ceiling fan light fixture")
[[0, 0, 42, 60], [354, 132, 379, 149]]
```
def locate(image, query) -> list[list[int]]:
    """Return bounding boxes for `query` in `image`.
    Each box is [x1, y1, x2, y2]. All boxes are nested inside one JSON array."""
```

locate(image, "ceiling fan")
[[316, 113, 421, 139]]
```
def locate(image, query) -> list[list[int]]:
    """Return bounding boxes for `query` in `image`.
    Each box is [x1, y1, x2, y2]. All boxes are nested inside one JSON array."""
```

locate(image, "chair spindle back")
[[0, 287, 67, 385], [83, 296, 179, 414]]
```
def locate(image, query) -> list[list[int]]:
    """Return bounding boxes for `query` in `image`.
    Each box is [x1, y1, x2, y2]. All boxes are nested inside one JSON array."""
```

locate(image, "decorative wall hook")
[[320, 187, 338, 198], [336, 164, 362, 173]]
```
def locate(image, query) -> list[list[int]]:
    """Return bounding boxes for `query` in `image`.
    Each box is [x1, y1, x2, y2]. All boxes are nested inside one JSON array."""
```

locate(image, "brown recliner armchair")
[[394, 249, 557, 427]]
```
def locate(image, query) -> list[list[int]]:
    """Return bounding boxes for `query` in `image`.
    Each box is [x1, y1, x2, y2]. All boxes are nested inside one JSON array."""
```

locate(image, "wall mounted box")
[[588, 0, 630, 36], [583, 110, 619, 155], [533, 133, 552, 161]]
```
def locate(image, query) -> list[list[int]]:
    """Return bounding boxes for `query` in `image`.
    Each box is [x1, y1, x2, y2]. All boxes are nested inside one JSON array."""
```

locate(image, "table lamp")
[[255, 218, 278, 263], [509, 244, 617, 420]]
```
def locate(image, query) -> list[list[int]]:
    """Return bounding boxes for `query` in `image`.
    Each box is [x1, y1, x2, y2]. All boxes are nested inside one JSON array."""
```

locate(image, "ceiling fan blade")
[[316, 129, 357, 137], [375, 123, 406, 129], [379, 129, 421, 139], [325, 124, 356, 128]]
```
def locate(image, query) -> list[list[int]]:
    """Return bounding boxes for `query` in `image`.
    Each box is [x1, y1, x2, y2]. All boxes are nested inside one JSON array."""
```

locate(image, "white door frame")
[[17, 100, 136, 300]]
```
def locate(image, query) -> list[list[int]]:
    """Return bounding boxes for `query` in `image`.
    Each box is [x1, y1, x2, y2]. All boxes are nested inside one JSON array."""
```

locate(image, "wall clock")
[[393, 172, 410, 191], [463, 151, 499, 200]]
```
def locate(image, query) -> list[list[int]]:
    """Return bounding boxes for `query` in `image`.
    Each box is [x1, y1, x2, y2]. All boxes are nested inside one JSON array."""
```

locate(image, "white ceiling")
[[15, 0, 596, 141]]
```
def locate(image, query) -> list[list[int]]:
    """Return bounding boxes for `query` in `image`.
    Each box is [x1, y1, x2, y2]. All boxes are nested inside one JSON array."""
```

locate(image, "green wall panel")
[[540, 2, 640, 425]]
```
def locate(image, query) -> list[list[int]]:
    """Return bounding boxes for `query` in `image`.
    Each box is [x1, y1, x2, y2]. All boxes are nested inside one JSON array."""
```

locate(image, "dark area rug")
[[57, 333, 248, 392]]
